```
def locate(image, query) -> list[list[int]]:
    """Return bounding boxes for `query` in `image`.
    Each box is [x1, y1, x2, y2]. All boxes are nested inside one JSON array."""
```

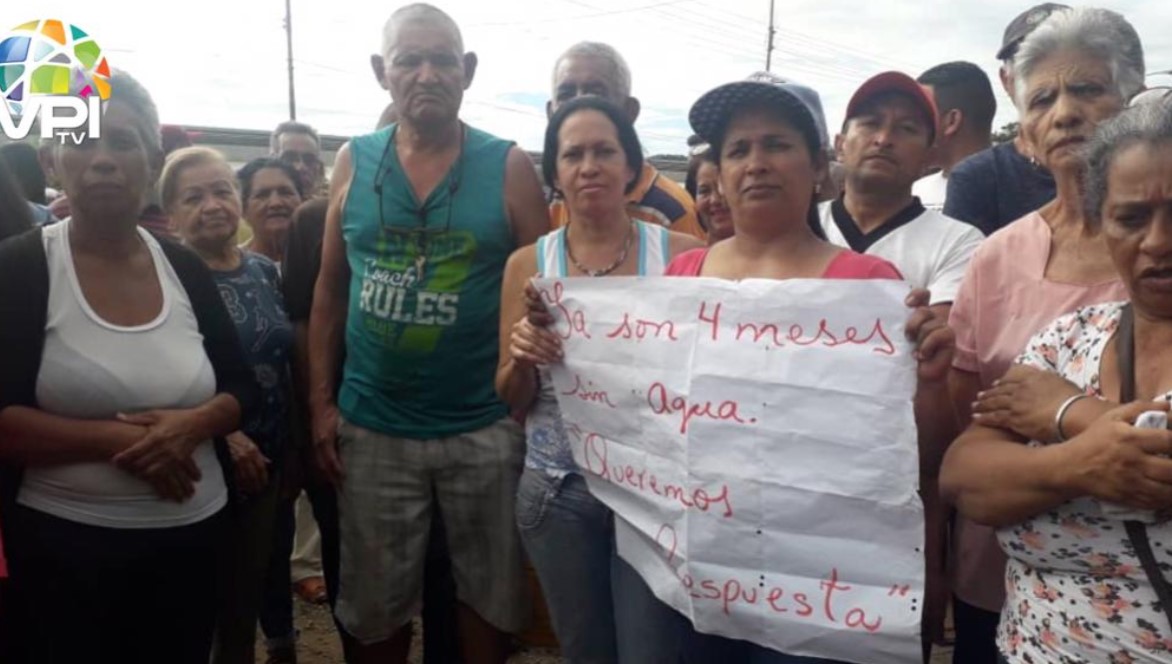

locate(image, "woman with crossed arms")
[[945, 10, 1144, 658], [0, 71, 256, 664], [943, 99, 1172, 664]]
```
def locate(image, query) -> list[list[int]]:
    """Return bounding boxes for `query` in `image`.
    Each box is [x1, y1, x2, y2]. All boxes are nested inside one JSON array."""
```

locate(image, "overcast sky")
[[10, 0, 1172, 155]]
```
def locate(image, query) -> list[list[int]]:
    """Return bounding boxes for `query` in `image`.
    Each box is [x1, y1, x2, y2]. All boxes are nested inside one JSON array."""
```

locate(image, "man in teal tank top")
[[306, 5, 549, 662]]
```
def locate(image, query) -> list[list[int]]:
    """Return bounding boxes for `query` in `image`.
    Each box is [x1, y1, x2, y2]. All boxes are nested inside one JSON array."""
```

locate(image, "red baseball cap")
[[844, 71, 939, 143]]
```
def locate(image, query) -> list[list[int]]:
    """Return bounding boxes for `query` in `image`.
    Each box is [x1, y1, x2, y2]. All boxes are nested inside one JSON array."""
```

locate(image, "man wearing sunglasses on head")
[[307, 4, 549, 663]]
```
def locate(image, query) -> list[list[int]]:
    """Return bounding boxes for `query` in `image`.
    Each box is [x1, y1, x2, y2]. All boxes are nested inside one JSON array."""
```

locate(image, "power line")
[[469, 0, 698, 28], [692, 0, 918, 72], [642, 10, 762, 61], [645, 7, 766, 55]]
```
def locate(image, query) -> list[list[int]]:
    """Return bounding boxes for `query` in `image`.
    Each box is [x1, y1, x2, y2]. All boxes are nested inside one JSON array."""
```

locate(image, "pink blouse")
[[947, 211, 1127, 612]]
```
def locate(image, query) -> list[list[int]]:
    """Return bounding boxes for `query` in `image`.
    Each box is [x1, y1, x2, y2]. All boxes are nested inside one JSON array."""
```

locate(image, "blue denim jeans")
[[610, 549, 691, 664], [610, 534, 847, 664], [686, 631, 850, 664], [517, 469, 617, 664]]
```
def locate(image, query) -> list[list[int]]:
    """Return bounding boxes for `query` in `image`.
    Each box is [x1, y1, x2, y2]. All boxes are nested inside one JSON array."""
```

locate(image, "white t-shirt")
[[19, 220, 228, 529], [913, 172, 948, 211], [818, 198, 984, 305]]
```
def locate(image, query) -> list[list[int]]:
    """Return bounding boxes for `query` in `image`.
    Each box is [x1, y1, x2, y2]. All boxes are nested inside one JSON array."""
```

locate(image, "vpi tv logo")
[[0, 19, 111, 144]]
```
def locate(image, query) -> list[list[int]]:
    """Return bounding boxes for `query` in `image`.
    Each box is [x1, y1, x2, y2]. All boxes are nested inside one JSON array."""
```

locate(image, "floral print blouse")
[[998, 301, 1172, 663]]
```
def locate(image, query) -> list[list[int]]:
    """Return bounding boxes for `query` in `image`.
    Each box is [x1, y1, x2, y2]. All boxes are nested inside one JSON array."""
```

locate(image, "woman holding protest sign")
[[495, 95, 701, 663], [614, 76, 954, 663], [942, 99, 1172, 664]]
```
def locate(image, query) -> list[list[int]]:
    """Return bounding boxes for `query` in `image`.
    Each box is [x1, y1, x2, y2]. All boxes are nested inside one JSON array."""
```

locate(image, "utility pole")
[[765, 0, 776, 72], [284, 0, 297, 119]]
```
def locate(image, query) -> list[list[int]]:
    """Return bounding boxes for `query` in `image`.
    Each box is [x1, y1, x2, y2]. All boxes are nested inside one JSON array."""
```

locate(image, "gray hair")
[[1014, 7, 1144, 110], [552, 42, 632, 99], [1082, 102, 1172, 227], [270, 120, 320, 154], [381, 3, 464, 57]]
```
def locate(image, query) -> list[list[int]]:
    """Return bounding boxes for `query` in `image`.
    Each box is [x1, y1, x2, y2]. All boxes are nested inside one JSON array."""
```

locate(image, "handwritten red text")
[[606, 312, 680, 342], [647, 382, 755, 434], [660, 537, 886, 633], [540, 281, 591, 340], [560, 374, 617, 408], [582, 434, 734, 518], [696, 301, 896, 355]]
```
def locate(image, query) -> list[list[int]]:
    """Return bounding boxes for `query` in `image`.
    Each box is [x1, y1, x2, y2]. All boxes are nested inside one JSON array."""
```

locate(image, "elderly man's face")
[[550, 55, 627, 115], [381, 20, 469, 129], [275, 131, 323, 193]]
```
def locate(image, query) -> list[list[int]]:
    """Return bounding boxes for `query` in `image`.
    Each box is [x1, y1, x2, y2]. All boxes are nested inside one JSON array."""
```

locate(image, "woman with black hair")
[[614, 76, 955, 663], [237, 158, 305, 267], [495, 95, 701, 663], [684, 141, 734, 245]]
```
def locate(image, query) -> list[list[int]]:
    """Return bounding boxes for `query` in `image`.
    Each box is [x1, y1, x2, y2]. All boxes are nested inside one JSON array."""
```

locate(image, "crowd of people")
[[0, 2, 1171, 664]]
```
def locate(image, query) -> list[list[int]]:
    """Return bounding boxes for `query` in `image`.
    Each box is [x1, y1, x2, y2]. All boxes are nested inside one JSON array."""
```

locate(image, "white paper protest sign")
[[537, 276, 925, 664]]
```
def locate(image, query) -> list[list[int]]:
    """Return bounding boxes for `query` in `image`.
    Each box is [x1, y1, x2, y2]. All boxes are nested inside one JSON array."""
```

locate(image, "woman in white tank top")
[[0, 72, 256, 664], [494, 96, 701, 662]]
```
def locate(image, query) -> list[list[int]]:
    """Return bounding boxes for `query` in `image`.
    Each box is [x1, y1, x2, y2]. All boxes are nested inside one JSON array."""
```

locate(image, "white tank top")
[[19, 220, 228, 529], [525, 221, 671, 476]]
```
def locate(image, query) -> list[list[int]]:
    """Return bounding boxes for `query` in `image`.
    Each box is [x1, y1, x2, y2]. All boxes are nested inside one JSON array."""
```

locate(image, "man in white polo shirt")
[[820, 71, 983, 655], [821, 71, 983, 317]]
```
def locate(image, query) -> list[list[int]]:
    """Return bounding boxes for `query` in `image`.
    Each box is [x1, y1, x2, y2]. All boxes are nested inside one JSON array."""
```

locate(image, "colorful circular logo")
[[0, 19, 110, 115]]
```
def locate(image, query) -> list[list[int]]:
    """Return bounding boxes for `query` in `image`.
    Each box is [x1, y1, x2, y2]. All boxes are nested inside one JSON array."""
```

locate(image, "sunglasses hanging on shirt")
[[373, 123, 466, 278]]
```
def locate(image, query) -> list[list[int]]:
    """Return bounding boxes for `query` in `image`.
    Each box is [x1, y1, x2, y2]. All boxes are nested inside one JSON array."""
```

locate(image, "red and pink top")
[[665, 247, 902, 280]]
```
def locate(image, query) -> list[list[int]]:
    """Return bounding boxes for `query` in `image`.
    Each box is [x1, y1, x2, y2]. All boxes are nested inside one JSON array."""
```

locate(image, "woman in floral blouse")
[[941, 101, 1172, 663]]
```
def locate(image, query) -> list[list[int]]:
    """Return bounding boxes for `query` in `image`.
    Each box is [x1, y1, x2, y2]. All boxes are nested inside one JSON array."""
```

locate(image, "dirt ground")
[[258, 598, 955, 664]]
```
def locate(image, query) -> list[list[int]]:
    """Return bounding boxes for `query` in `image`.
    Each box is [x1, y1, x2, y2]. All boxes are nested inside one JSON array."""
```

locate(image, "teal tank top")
[[340, 124, 513, 439]]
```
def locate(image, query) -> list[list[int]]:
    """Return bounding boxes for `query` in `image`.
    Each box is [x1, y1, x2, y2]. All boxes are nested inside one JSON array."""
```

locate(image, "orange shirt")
[[550, 163, 705, 240]]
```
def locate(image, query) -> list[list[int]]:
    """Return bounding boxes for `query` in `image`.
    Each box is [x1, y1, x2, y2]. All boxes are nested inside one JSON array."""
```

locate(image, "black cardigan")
[[0, 226, 259, 502]]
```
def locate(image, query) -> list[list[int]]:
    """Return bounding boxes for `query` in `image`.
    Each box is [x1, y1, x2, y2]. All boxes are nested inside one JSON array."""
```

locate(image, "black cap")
[[996, 3, 1070, 61], [689, 80, 822, 156]]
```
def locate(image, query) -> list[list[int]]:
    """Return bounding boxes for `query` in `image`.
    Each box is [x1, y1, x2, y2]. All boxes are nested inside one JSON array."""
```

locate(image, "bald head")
[[381, 3, 464, 58], [372, 3, 475, 132]]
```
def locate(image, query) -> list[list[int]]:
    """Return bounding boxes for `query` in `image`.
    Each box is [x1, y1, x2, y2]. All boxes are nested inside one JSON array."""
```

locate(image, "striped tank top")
[[525, 221, 671, 476]]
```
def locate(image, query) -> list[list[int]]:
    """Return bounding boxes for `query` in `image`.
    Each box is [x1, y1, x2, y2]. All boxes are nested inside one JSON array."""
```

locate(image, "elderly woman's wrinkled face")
[[53, 100, 154, 222], [1103, 143, 1172, 317], [243, 167, 301, 243], [170, 159, 242, 253], [719, 107, 821, 230], [1019, 49, 1123, 174]]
